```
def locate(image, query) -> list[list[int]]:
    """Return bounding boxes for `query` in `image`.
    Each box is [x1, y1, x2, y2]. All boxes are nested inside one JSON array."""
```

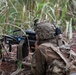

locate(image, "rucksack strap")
[[41, 43, 69, 66], [41, 43, 76, 74]]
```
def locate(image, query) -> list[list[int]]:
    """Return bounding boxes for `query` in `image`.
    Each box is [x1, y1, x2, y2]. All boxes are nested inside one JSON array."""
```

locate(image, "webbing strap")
[[41, 43, 69, 66]]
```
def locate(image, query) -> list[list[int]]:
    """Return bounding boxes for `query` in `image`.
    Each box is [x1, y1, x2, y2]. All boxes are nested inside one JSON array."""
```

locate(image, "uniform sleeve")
[[31, 46, 47, 75]]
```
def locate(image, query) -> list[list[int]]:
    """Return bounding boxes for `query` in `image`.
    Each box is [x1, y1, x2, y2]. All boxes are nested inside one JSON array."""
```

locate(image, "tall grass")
[[0, 0, 76, 36]]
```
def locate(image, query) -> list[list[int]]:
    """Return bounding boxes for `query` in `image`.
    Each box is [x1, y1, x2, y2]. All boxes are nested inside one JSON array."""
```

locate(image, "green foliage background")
[[0, 0, 76, 35]]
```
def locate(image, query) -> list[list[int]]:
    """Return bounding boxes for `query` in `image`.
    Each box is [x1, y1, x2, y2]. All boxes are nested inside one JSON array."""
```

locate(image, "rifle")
[[2, 29, 36, 60]]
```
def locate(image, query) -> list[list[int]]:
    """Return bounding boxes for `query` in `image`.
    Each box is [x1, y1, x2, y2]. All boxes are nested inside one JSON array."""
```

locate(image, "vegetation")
[[0, 0, 76, 36]]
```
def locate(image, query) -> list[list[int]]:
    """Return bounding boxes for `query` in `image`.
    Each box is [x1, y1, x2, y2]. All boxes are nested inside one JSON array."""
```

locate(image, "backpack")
[[41, 43, 76, 75]]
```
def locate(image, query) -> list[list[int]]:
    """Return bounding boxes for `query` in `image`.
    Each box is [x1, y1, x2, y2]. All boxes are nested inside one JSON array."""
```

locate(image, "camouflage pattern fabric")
[[31, 42, 76, 75], [31, 21, 76, 75], [36, 21, 55, 40]]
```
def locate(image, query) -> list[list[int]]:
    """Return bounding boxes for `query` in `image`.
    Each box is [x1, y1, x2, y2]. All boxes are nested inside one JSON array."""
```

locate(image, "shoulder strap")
[[41, 43, 68, 66]]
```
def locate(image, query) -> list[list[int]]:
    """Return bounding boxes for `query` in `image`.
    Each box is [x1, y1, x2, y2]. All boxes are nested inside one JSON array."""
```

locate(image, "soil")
[[0, 61, 17, 75]]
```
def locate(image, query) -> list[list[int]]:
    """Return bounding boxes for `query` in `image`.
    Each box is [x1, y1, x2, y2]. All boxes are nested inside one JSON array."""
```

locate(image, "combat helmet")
[[36, 21, 55, 40]]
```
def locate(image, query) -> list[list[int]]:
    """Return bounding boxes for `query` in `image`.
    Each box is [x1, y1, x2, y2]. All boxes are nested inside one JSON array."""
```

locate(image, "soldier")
[[31, 21, 76, 75]]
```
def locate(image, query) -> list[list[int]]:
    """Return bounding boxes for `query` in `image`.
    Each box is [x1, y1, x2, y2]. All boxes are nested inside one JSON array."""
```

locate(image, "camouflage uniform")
[[31, 21, 76, 75]]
